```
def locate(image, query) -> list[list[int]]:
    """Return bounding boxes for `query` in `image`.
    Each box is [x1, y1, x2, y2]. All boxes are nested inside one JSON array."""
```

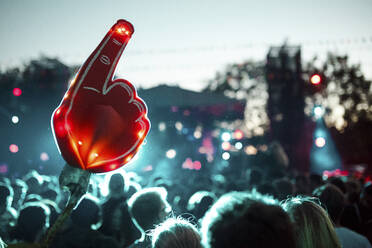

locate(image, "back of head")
[[273, 178, 294, 201], [246, 169, 263, 187], [152, 218, 202, 248], [23, 170, 43, 194], [309, 173, 323, 192], [108, 173, 125, 196], [282, 196, 341, 248], [313, 184, 345, 223], [13, 202, 50, 242], [187, 191, 216, 220], [128, 187, 171, 232], [201, 191, 295, 248], [0, 183, 13, 210], [361, 184, 372, 209], [71, 194, 100, 229], [329, 177, 346, 194]]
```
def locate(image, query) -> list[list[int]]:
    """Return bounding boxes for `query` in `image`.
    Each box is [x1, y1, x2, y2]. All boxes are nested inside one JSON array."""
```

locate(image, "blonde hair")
[[151, 217, 202, 248], [282, 196, 341, 248]]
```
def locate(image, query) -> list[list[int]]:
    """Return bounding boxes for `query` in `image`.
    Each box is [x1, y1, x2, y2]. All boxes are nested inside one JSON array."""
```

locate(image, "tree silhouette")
[[203, 61, 269, 137], [303, 53, 372, 131], [204, 52, 372, 169], [303, 54, 372, 167]]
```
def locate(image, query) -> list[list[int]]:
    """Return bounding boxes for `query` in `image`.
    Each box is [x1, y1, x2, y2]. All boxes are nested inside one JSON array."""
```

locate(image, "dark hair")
[[187, 191, 216, 220], [201, 191, 295, 248], [329, 177, 346, 194], [11, 202, 50, 242], [313, 184, 345, 223], [71, 194, 100, 228], [0, 183, 13, 208], [273, 178, 294, 201], [108, 173, 125, 193], [128, 187, 170, 232]]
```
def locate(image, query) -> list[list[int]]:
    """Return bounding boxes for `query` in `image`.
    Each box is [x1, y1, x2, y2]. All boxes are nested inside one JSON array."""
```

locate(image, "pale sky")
[[1, 0, 371, 91]]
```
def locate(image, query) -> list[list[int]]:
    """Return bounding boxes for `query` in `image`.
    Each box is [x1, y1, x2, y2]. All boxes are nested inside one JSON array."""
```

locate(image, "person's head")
[[313, 184, 345, 224], [108, 173, 126, 196], [256, 182, 277, 196], [309, 173, 323, 192], [128, 187, 171, 233], [40, 187, 59, 202], [13, 202, 50, 242], [187, 191, 216, 220], [151, 217, 202, 248], [200, 191, 295, 248], [23, 170, 43, 194], [71, 194, 101, 229], [295, 174, 309, 195], [282, 196, 341, 248], [246, 168, 263, 187], [344, 179, 361, 204], [329, 177, 346, 194], [273, 178, 294, 201], [24, 193, 43, 203], [0, 183, 13, 212], [361, 184, 372, 210], [11, 179, 28, 209]]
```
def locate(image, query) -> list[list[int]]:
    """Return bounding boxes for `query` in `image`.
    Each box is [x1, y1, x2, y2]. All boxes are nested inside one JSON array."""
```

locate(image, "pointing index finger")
[[72, 20, 134, 94]]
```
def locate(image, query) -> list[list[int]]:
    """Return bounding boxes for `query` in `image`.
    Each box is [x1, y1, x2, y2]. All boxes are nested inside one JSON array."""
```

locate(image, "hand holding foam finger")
[[52, 20, 150, 173]]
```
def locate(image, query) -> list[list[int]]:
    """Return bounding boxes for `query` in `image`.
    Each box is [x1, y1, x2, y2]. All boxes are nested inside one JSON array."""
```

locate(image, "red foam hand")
[[52, 20, 150, 173]]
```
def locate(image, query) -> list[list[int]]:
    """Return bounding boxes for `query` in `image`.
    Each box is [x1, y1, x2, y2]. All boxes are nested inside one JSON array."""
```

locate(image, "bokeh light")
[[310, 74, 321, 85], [221, 132, 231, 142], [175, 122, 183, 131], [233, 129, 244, 140], [166, 149, 177, 159], [313, 105, 325, 119], [235, 142, 243, 150], [11, 116, 19, 124], [221, 141, 231, 151], [9, 144, 19, 153], [13, 88, 22, 96], [315, 137, 326, 148], [158, 122, 166, 131], [0, 164, 8, 174], [244, 145, 257, 155], [40, 152, 50, 161], [222, 152, 230, 160]]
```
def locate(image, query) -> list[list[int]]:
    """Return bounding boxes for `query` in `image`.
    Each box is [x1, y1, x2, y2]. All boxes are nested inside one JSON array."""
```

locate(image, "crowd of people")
[[0, 164, 372, 248]]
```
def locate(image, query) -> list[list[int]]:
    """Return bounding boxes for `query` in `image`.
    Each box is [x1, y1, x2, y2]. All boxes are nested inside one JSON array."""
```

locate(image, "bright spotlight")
[[222, 152, 230, 160], [166, 149, 177, 159], [11, 116, 19, 124], [315, 137, 326, 148], [221, 132, 231, 141]]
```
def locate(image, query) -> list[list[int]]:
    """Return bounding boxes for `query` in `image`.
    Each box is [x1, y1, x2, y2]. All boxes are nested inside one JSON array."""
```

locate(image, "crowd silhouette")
[[1, 164, 372, 248]]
